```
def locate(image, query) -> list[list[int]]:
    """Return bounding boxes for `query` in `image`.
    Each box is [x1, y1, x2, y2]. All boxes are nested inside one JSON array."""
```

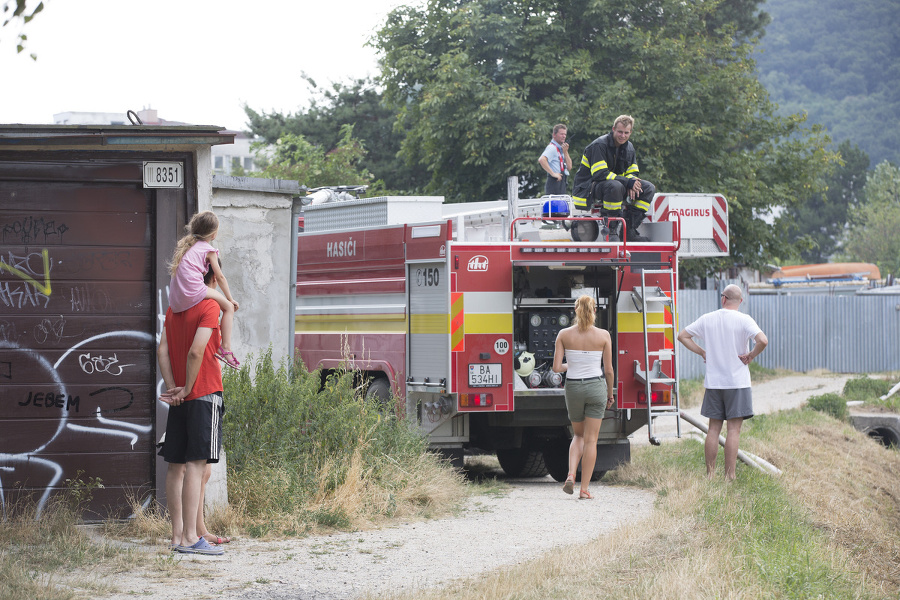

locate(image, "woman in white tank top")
[[552, 295, 616, 499]]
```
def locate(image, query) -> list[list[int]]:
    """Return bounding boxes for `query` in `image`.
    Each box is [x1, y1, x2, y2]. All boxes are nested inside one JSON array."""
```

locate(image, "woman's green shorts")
[[564, 378, 608, 422]]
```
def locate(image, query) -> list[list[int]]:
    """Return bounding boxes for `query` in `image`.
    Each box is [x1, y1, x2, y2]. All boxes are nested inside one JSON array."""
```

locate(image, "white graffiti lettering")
[[33, 315, 81, 345], [0, 250, 52, 278], [0, 281, 50, 309], [78, 352, 134, 376], [69, 286, 112, 312], [0, 319, 24, 344]]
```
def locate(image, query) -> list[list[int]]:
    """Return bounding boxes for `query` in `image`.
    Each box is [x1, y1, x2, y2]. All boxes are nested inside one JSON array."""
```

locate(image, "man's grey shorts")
[[701, 388, 754, 421], [565, 378, 608, 422]]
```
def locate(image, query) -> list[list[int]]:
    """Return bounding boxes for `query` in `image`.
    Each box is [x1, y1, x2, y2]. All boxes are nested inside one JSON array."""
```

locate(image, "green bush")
[[806, 393, 848, 421], [843, 376, 894, 402], [221, 348, 442, 522]]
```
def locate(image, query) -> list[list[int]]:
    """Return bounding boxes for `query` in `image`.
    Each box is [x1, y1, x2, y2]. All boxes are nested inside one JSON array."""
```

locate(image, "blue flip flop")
[[177, 537, 224, 556]]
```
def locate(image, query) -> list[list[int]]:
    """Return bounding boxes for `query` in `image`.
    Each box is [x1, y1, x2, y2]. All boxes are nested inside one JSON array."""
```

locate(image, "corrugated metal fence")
[[674, 290, 900, 379]]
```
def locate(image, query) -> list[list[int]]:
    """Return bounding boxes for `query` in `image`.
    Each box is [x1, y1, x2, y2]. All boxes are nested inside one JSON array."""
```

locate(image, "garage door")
[[1, 173, 156, 519]]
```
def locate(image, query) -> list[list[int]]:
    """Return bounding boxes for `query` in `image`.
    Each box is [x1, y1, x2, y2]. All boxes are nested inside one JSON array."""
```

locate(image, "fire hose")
[[679, 410, 782, 476]]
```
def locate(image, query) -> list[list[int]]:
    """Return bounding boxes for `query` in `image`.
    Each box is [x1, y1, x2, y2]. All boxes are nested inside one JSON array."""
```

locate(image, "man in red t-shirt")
[[157, 277, 225, 555]]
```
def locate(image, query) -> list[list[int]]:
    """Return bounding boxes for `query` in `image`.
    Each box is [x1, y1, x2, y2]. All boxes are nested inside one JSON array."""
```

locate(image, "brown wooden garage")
[[0, 126, 232, 519]]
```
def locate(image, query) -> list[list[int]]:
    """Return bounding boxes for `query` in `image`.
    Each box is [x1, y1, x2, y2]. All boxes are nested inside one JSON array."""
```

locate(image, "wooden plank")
[[0, 182, 150, 213], [0, 280, 153, 314], [0, 314, 154, 350], [0, 210, 151, 248], [0, 347, 154, 384], [0, 159, 143, 183], [0, 245, 151, 282], [0, 418, 154, 455], [1, 385, 154, 420]]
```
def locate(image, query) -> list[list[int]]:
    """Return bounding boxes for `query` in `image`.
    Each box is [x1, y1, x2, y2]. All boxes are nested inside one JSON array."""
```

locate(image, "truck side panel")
[[295, 226, 408, 395]]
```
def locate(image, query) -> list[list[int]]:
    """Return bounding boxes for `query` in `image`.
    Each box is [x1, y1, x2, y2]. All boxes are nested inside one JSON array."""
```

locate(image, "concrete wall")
[[209, 175, 300, 369]]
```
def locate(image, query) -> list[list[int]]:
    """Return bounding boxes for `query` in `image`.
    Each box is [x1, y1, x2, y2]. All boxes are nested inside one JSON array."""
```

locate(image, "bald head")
[[722, 284, 743, 308]]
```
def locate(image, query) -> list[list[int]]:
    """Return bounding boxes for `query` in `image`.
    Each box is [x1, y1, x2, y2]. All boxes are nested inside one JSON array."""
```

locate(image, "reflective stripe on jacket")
[[572, 133, 640, 209]]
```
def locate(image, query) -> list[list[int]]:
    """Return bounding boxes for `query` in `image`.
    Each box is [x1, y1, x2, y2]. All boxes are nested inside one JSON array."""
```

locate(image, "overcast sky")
[[1, 0, 406, 130]]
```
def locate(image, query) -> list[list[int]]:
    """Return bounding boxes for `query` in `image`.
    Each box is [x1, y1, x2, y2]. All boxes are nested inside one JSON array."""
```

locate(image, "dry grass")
[[371, 409, 898, 600], [0, 497, 127, 600], [751, 413, 900, 597], [106, 443, 466, 546], [679, 377, 705, 409]]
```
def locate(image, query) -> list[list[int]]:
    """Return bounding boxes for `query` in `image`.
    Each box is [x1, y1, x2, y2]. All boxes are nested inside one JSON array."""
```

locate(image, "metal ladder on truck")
[[632, 268, 680, 445]]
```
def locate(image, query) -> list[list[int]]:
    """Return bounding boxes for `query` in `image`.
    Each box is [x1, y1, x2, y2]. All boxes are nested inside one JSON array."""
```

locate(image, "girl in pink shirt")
[[168, 211, 240, 368]]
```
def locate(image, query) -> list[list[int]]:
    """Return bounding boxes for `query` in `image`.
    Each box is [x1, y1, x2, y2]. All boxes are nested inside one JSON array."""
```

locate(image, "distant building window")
[[243, 157, 253, 171], [214, 156, 223, 170]]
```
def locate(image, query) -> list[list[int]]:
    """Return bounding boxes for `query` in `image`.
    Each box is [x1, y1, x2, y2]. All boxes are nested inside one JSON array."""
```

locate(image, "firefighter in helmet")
[[571, 115, 656, 242]]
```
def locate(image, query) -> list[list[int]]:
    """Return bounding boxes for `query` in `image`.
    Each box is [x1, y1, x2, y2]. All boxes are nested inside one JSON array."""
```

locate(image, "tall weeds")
[[222, 350, 464, 534]]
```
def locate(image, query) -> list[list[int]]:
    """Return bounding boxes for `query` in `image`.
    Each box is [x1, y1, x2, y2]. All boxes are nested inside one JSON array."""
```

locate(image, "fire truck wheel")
[[496, 448, 550, 478], [364, 377, 392, 411], [543, 440, 607, 482]]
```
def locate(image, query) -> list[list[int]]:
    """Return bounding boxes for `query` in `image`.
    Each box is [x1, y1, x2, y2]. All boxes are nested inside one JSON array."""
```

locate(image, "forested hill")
[[754, 0, 900, 166]]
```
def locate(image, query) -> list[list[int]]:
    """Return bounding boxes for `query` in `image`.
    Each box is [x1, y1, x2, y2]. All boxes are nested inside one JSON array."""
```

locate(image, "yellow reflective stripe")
[[466, 313, 513, 334], [296, 314, 406, 333], [590, 160, 608, 175], [603, 200, 622, 210], [634, 200, 650, 211], [625, 163, 639, 175], [605, 172, 617, 180], [573, 195, 589, 208], [411, 313, 450, 334], [618, 312, 667, 333], [581, 155, 590, 167]]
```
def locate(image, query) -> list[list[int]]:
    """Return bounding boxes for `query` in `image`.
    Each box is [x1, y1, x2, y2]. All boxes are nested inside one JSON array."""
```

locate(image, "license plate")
[[469, 363, 501, 387]]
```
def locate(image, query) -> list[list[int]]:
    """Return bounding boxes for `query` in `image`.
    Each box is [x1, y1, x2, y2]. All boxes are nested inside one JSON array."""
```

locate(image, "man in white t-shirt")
[[677, 284, 768, 480]]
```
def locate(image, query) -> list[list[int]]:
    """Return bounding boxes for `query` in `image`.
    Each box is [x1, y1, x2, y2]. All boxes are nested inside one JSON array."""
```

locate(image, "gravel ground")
[[98, 373, 850, 600]]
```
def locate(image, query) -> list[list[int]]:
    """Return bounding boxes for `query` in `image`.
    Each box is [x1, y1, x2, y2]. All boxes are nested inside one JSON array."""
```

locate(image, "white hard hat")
[[515, 351, 536, 376]]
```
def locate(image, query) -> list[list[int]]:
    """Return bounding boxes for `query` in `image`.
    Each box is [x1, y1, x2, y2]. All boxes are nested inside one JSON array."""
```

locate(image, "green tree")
[[375, 0, 833, 273], [775, 141, 869, 263], [245, 76, 427, 192], [841, 161, 900, 278], [252, 124, 374, 189], [2, 0, 43, 59]]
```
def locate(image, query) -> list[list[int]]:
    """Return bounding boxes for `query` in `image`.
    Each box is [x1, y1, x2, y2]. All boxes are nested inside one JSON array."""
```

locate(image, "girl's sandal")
[[579, 489, 594, 500], [562, 473, 575, 495], [201, 532, 231, 545], [216, 348, 240, 370]]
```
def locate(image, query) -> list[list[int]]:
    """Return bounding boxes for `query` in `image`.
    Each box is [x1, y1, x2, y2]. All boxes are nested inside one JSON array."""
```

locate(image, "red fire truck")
[[294, 190, 728, 480]]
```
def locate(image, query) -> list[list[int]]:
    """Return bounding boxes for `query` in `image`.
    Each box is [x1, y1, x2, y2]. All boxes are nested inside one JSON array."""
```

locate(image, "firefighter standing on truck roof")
[[571, 114, 656, 242]]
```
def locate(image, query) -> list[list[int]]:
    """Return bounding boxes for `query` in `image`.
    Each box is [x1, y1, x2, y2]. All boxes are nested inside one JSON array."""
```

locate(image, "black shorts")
[[160, 392, 224, 464]]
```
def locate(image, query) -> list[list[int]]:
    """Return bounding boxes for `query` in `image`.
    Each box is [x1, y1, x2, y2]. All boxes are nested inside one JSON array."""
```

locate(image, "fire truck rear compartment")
[[465, 264, 631, 479]]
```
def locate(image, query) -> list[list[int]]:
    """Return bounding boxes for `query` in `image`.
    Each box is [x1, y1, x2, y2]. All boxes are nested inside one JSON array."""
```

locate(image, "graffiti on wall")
[[0, 219, 160, 519]]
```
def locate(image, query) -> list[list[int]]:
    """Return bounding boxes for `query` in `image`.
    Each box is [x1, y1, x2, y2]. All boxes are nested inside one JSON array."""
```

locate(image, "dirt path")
[[96, 373, 850, 600], [634, 372, 852, 445]]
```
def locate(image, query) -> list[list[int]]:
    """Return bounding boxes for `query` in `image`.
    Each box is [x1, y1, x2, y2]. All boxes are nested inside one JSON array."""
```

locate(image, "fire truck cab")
[[294, 191, 728, 480]]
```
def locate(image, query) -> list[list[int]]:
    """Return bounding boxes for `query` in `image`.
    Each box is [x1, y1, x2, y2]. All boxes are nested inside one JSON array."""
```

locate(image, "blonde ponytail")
[[574, 295, 596, 331], [168, 211, 219, 276]]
